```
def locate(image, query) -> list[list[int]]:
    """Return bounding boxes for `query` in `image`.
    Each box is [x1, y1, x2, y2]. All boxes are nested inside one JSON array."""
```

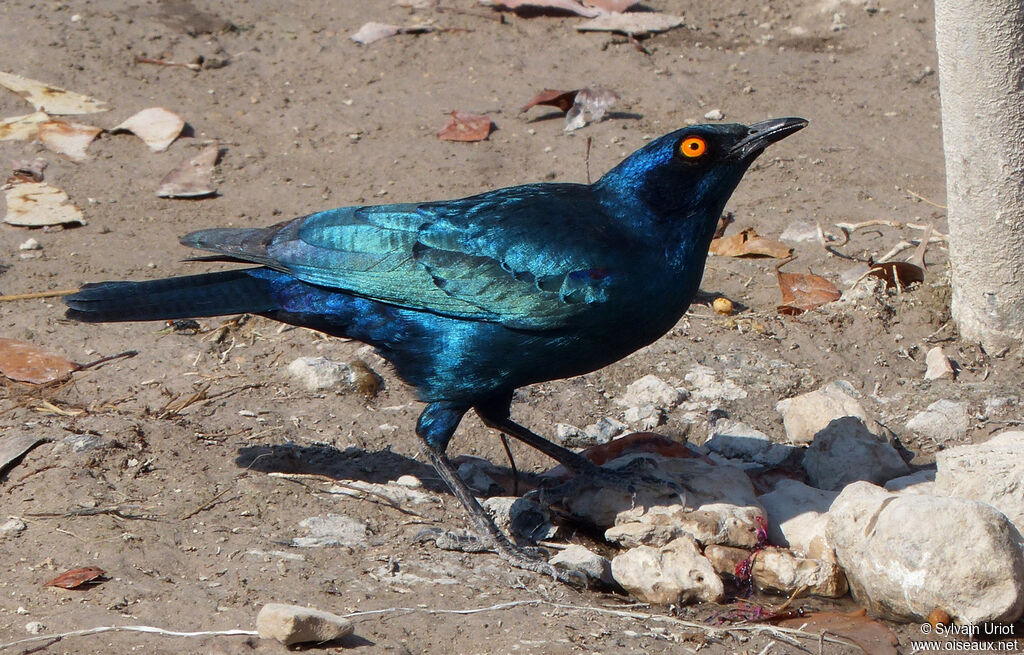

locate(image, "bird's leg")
[[414, 402, 582, 584], [474, 397, 684, 503]]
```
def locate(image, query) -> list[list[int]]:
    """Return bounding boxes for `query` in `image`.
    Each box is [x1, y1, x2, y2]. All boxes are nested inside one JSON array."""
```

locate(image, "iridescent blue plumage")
[[65, 118, 807, 578]]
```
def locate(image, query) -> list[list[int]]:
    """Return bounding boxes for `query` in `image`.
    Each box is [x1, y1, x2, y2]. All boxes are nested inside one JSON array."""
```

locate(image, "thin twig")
[[904, 188, 947, 209], [0, 626, 257, 651], [0, 288, 79, 302], [179, 487, 234, 520]]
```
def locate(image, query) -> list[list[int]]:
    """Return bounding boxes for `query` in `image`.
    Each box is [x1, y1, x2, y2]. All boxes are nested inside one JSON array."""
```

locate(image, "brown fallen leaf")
[[37, 120, 102, 162], [45, 567, 107, 590], [867, 261, 925, 289], [482, 0, 604, 17], [2, 179, 86, 227], [710, 228, 792, 259], [112, 107, 185, 152], [576, 12, 686, 36], [0, 338, 80, 384], [564, 87, 620, 131], [157, 145, 221, 198], [0, 71, 108, 115], [0, 111, 51, 142], [777, 608, 899, 655], [520, 88, 579, 114], [776, 258, 841, 315], [437, 111, 493, 142]]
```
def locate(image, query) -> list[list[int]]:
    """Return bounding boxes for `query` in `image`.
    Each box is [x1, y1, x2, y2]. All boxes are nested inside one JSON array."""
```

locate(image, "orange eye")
[[679, 136, 707, 158]]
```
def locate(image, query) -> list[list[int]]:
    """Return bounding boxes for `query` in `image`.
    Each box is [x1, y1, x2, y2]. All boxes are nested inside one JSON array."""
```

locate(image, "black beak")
[[730, 117, 808, 161]]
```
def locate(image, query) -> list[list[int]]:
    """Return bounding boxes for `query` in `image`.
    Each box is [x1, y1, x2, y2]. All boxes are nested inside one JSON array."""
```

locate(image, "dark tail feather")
[[64, 269, 280, 323]]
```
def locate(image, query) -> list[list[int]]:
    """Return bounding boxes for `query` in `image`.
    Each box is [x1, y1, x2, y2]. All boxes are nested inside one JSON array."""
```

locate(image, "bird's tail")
[[64, 269, 280, 323]]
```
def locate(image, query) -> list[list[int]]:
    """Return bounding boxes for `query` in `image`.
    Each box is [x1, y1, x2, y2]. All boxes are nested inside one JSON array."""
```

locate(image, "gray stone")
[[802, 417, 910, 490], [935, 431, 1024, 533], [906, 399, 970, 444], [704, 419, 796, 467], [292, 514, 368, 548], [623, 405, 665, 430], [757, 479, 837, 561], [553, 418, 626, 448], [826, 482, 1024, 624], [56, 434, 105, 453], [611, 536, 724, 605], [776, 381, 892, 445], [684, 365, 747, 404], [617, 374, 686, 409], [256, 603, 354, 646], [883, 469, 936, 495], [483, 496, 557, 542], [924, 346, 955, 380], [550, 544, 614, 586], [455, 456, 504, 495]]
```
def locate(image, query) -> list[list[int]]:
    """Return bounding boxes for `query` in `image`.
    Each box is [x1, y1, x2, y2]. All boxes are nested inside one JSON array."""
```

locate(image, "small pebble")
[[25, 622, 45, 635], [19, 238, 42, 251], [704, 109, 725, 121]]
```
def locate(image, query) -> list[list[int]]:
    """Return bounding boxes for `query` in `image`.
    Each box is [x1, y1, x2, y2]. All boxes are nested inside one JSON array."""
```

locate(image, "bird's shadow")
[[236, 443, 447, 493], [524, 110, 643, 124]]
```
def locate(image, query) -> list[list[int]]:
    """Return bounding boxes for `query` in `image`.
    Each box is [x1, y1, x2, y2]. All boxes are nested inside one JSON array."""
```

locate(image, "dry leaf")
[[113, 107, 185, 152], [351, 22, 402, 44], [157, 145, 220, 198], [564, 87, 619, 131], [520, 89, 579, 114], [777, 260, 841, 315], [0, 434, 47, 476], [0, 71, 108, 115], [45, 567, 106, 590], [37, 120, 102, 162], [710, 228, 792, 258], [0, 111, 51, 142], [0, 338, 80, 384], [583, 0, 640, 10], [437, 111, 493, 142], [482, 0, 604, 18], [778, 609, 899, 655], [867, 261, 925, 289], [2, 180, 85, 227], [576, 12, 686, 35]]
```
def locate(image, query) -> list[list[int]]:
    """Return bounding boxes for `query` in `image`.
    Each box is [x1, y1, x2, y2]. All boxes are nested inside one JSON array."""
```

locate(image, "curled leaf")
[[113, 107, 185, 152], [437, 111, 493, 142], [45, 567, 107, 589], [776, 259, 841, 315], [157, 145, 221, 198], [0, 71, 108, 115], [867, 261, 924, 289], [37, 120, 102, 162], [520, 88, 579, 114], [0, 338, 80, 384], [2, 180, 85, 227], [710, 228, 792, 259]]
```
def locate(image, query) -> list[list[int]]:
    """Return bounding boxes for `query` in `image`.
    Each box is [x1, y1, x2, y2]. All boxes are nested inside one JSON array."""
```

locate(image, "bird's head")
[[596, 117, 807, 230]]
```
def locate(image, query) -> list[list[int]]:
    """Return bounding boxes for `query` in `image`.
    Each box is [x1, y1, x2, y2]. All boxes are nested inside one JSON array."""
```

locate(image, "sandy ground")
[[2, 0, 1022, 653]]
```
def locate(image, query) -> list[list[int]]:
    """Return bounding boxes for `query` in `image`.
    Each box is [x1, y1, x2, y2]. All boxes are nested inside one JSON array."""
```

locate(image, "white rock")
[[935, 431, 1024, 533], [826, 482, 1024, 624], [883, 469, 936, 494], [287, 356, 350, 391], [924, 346, 955, 380], [256, 603, 354, 646], [550, 544, 614, 585], [623, 405, 664, 430], [780, 221, 820, 243], [776, 380, 892, 445], [684, 365, 747, 404], [25, 622, 45, 635], [618, 375, 686, 409], [705, 544, 848, 598], [566, 453, 764, 548], [757, 479, 837, 561], [18, 238, 41, 251], [802, 417, 910, 490], [906, 399, 970, 444], [483, 496, 556, 542], [292, 514, 368, 548], [704, 109, 725, 121], [704, 420, 796, 467], [54, 433, 105, 453], [611, 536, 724, 605], [584, 417, 628, 444], [0, 517, 27, 538], [395, 474, 422, 488]]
